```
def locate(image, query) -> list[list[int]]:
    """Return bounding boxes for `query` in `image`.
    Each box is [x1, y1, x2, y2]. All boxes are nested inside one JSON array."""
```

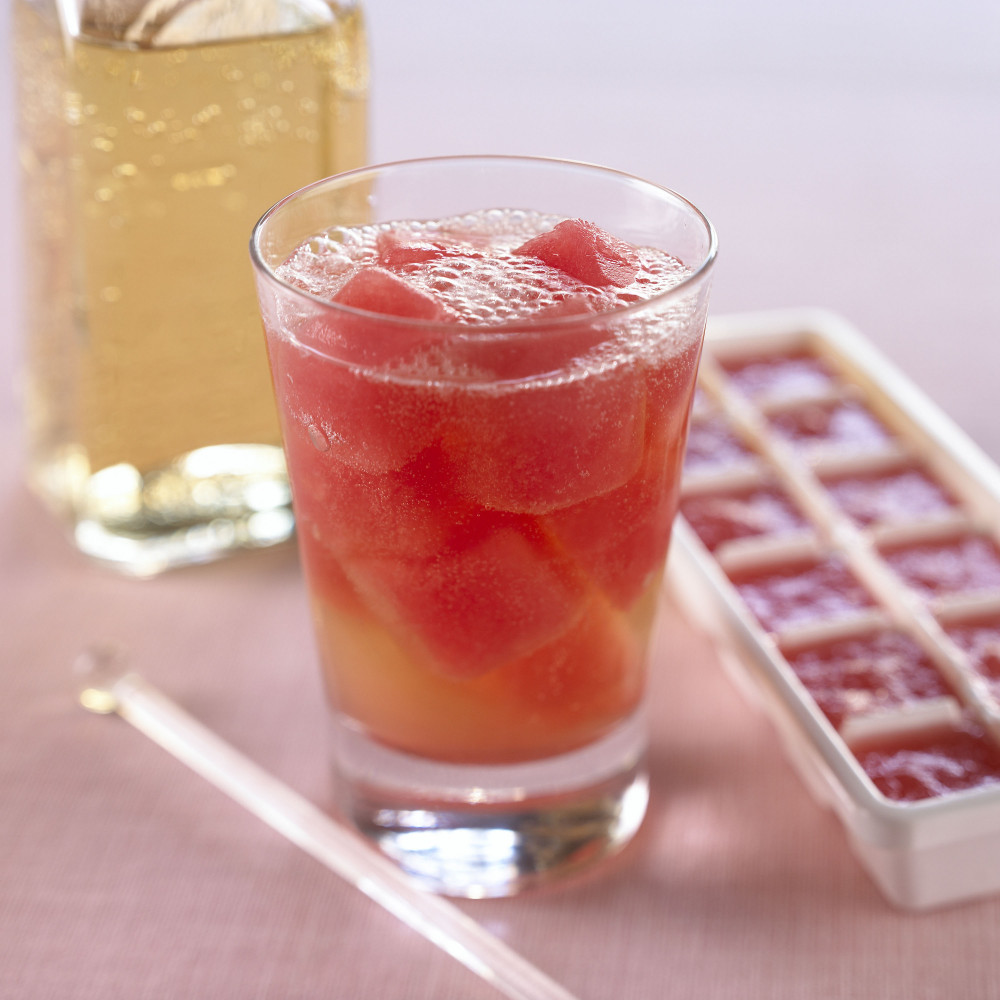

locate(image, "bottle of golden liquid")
[[13, 0, 368, 574]]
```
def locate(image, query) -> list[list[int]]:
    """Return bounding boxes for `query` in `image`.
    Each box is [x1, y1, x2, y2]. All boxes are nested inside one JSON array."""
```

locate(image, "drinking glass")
[[250, 155, 716, 896]]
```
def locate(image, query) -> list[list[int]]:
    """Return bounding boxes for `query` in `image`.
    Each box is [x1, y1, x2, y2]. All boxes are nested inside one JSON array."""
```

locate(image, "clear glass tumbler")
[[250, 155, 716, 896]]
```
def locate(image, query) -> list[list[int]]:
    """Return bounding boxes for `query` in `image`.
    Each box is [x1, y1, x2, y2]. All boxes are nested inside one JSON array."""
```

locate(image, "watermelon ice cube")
[[822, 464, 957, 527], [680, 484, 809, 552], [444, 361, 647, 514], [311, 588, 642, 763], [783, 630, 951, 731], [343, 518, 586, 679], [437, 300, 613, 387], [943, 615, 1000, 698], [376, 230, 486, 268], [334, 265, 444, 317], [881, 533, 1000, 600], [268, 335, 444, 474], [544, 427, 679, 606], [682, 415, 755, 475], [291, 266, 453, 368], [505, 595, 644, 732], [514, 219, 640, 288], [854, 721, 1000, 802], [720, 350, 837, 402], [767, 400, 893, 454], [729, 556, 875, 634], [542, 340, 701, 603], [289, 444, 480, 563]]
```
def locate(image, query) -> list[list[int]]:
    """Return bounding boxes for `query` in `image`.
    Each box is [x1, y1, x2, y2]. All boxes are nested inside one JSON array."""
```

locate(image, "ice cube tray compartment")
[[669, 309, 1000, 909]]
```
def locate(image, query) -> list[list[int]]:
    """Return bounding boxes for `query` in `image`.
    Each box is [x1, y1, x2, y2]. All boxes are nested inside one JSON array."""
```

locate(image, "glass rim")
[[249, 153, 718, 337]]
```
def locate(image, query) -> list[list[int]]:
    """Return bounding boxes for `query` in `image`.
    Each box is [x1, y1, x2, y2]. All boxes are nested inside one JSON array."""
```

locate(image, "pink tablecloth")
[[4, 415, 1000, 999]]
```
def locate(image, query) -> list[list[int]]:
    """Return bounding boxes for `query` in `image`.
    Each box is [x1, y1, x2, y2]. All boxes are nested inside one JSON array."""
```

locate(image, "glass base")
[[332, 709, 649, 898], [32, 443, 295, 576]]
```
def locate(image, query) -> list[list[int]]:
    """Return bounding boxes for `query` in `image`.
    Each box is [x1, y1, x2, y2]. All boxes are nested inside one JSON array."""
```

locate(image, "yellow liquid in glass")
[[14, 1, 368, 572]]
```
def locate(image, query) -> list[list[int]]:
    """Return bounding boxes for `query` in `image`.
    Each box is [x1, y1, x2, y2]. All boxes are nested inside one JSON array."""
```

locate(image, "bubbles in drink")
[[278, 210, 692, 327]]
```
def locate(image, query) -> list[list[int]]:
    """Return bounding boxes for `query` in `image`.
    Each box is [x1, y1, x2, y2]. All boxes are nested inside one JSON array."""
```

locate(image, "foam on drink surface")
[[276, 209, 695, 380]]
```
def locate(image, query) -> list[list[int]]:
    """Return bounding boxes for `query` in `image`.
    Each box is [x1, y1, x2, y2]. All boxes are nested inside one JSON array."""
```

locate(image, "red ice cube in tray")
[[881, 533, 1000, 600], [854, 720, 1000, 802], [719, 350, 837, 402], [943, 615, 1000, 697], [783, 630, 951, 731], [767, 399, 893, 454], [728, 556, 875, 634], [823, 464, 957, 527], [683, 415, 755, 475], [680, 484, 809, 552]]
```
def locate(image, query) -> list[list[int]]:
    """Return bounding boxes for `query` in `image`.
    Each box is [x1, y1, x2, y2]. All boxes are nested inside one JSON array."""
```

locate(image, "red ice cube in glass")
[[729, 556, 874, 633], [854, 721, 1000, 802], [344, 518, 585, 679], [268, 336, 444, 474], [542, 343, 700, 605], [783, 630, 950, 730], [441, 304, 612, 386], [289, 445, 480, 563], [720, 350, 837, 402], [514, 218, 640, 288], [332, 265, 446, 320], [289, 266, 456, 368], [881, 534, 1000, 600], [505, 595, 644, 733], [683, 415, 755, 475], [823, 465, 957, 527], [680, 484, 809, 551], [768, 400, 893, 453], [544, 438, 678, 607], [376, 230, 486, 268], [444, 362, 647, 514]]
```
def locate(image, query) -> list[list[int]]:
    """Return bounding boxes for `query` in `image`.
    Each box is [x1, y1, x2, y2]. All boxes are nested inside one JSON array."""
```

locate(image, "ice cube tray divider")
[[668, 308, 1000, 908], [693, 338, 980, 721]]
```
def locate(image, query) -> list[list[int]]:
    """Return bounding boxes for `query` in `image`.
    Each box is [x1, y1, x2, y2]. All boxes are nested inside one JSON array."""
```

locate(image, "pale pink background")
[[3, 2, 1000, 998]]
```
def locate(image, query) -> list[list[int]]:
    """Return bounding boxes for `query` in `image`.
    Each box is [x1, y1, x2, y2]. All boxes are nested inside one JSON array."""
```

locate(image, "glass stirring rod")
[[75, 647, 582, 1000]]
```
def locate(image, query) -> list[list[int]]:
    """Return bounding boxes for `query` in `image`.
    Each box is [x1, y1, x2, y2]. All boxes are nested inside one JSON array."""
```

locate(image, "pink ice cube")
[[768, 400, 893, 453], [944, 616, 1000, 696], [882, 534, 1000, 600], [720, 350, 836, 402], [680, 485, 808, 552], [854, 721, 1000, 802], [784, 630, 950, 730], [729, 557, 874, 633], [683, 415, 754, 475], [823, 465, 956, 527], [346, 519, 584, 679]]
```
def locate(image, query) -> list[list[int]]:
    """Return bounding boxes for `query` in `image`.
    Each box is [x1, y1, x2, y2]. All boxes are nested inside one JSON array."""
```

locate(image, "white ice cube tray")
[[667, 308, 1000, 909]]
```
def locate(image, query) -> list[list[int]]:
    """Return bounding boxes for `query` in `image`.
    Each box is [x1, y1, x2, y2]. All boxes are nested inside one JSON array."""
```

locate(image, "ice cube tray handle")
[[75, 646, 582, 1000]]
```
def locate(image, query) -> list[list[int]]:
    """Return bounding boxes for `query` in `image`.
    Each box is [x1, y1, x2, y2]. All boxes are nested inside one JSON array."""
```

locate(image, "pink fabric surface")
[[4, 417, 1000, 999]]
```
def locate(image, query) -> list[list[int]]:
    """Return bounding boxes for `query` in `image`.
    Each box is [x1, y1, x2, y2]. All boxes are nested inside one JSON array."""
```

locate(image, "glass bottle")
[[12, 0, 369, 574]]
